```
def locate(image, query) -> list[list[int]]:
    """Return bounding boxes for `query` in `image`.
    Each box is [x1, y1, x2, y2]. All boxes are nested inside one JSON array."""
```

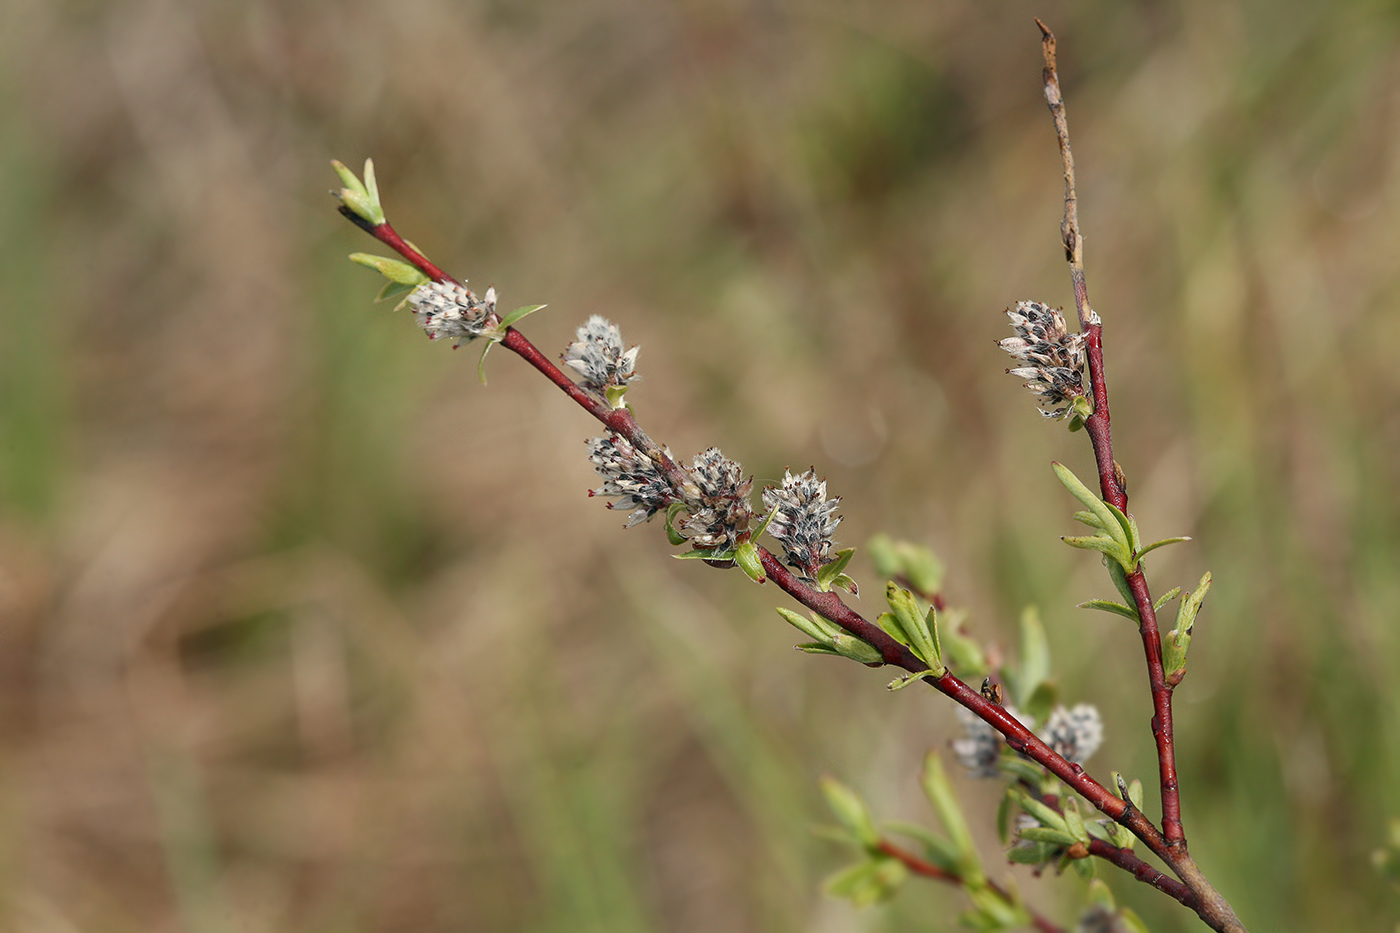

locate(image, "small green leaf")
[[1016, 792, 1068, 834], [1061, 533, 1133, 568], [476, 339, 496, 384], [498, 303, 547, 330], [1022, 681, 1058, 727], [1137, 535, 1192, 560], [963, 880, 1029, 929], [941, 621, 990, 679], [883, 582, 944, 673], [996, 791, 1014, 845], [1078, 599, 1138, 621], [831, 634, 882, 665], [664, 503, 688, 546], [1085, 878, 1116, 910], [1019, 826, 1077, 846], [1107, 558, 1135, 608], [820, 777, 879, 847], [348, 252, 428, 286], [1000, 758, 1046, 785], [1007, 841, 1060, 865], [887, 670, 939, 690], [1153, 586, 1182, 612], [733, 540, 766, 583], [1165, 571, 1211, 686], [823, 857, 907, 907], [817, 547, 856, 592], [828, 573, 859, 595], [776, 607, 838, 643], [1018, 607, 1049, 696], [921, 752, 984, 885], [1061, 797, 1090, 846], [1116, 908, 1152, 933], [1052, 462, 1134, 569], [331, 158, 386, 225], [867, 534, 944, 596], [673, 547, 732, 562]]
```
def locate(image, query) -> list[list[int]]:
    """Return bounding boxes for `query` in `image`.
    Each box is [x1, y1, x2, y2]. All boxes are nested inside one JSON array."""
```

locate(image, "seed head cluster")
[[762, 469, 841, 581], [677, 448, 754, 553], [952, 702, 1103, 777], [562, 315, 639, 391], [1041, 703, 1104, 765], [406, 280, 497, 345], [586, 434, 676, 527], [998, 300, 1087, 419]]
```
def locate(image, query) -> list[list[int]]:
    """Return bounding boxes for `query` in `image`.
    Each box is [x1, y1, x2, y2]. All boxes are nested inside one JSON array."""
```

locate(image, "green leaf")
[[664, 503, 688, 546], [476, 339, 496, 385], [1107, 558, 1135, 608], [817, 547, 856, 592], [921, 752, 983, 885], [1016, 791, 1068, 834], [887, 670, 939, 690], [1000, 758, 1046, 786], [1019, 825, 1077, 846], [1061, 533, 1133, 568], [828, 573, 859, 595], [776, 607, 838, 643], [941, 620, 989, 679], [1152, 586, 1182, 612], [867, 535, 945, 595], [1165, 571, 1211, 686], [1007, 841, 1060, 865], [733, 540, 766, 583], [996, 791, 1014, 845], [330, 158, 386, 225], [831, 634, 882, 665], [1002, 607, 1051, 711], [1022, 681, 1058, 727], [1085, 878, 1117, 911], [1052, 461, 1135, 569], [820, 777, 879, 848], [1078, 598, 1138, 621], [1019, 607, 1049, 693], [1137, 535, 1192, 560], [348, 252, 427, 286], [962, 880, 1029, 930], [1061, 797, 1090, 846], [883, 582, 944, 673], [1117, 908, 1152, 933], [498, 303, 547, 330], [823, 857, 907, 907]]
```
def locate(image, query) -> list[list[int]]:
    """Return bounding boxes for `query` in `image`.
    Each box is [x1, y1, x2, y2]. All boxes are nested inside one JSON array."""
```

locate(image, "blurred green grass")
[[2, 1, 1398, 930]]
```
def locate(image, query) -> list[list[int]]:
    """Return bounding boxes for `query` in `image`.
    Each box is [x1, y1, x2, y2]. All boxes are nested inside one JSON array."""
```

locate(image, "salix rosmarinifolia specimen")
[[328, 22, 1246, 932]]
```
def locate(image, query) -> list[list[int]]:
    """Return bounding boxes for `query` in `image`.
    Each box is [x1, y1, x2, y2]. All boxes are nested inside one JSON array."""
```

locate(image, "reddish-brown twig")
[[875, 839, 1064, 933], [1035, 20, 1244, 933], [338, 94, 1245, 921]]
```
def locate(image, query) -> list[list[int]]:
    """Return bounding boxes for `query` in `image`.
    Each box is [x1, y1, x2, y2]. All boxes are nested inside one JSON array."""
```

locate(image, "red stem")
[[876, 839, 1064, 933], [339, 178, 1241, 929], [1036, 20, 1184, 851]]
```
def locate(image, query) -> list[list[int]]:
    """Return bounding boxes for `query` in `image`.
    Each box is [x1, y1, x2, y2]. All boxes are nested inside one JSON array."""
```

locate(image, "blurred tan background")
[[2, 0, 1398, 930]]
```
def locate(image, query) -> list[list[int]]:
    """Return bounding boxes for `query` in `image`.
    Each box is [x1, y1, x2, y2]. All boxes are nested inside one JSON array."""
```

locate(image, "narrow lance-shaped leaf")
[[921, 752, 985, 886]]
